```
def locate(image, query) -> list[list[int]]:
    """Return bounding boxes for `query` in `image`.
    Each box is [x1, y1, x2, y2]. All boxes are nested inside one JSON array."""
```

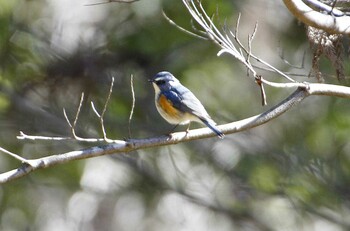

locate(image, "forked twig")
[[91, 77, 115, 142], [232, 15, 296, 83], [63, 92, 85, 139], [18, 78, 117, 143]]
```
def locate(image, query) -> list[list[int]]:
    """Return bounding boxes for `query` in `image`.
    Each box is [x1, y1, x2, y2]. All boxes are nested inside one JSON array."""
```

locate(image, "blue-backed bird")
[[149, 71, 224, 138]]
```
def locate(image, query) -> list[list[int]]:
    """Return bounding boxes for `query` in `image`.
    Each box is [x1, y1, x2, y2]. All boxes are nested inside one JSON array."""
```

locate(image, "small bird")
[[149, 71, 224, 138]]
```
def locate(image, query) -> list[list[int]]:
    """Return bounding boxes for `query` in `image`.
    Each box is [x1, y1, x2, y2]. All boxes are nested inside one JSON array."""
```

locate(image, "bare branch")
[[246, 23, 257, 65], [19, 81, 115, 143], [91, 77, 115, 142], [63, 93, 85, 139], [260, 79, 306, 89], [231, 19, 296, 83], [5, 83, 350, 183], [180, 0, 297, 85], [162, 11, 208, 40], [245, 23, 267, 106], [102, 77, 114, 118], [128, 75, 135, 138], [304, 0, 345, 16], [6, 0, 350, 185], [17, 131, 72, 141], [91, 101, 101, 117], [182, 0, 243, 61], [283, 0, 350, 34], [255, 76, 267, 106], [0, 147, 27, 163], [63, 109, 73, 128], [243, 47, 297, 82], [101, 77, 114, 141], [73, 93, 85, 135], [17, 131, 107, 142]]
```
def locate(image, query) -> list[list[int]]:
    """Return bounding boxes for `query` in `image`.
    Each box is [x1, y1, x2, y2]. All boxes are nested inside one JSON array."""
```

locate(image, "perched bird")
[[149, 71, 224, 138]]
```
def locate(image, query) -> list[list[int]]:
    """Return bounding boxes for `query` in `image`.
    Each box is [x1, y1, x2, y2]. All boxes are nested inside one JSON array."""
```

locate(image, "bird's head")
[[149, 71, 180, 92]]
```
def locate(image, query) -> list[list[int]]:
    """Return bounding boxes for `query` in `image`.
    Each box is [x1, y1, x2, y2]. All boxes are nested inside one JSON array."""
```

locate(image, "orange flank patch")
[[158, 94, 180, 118]]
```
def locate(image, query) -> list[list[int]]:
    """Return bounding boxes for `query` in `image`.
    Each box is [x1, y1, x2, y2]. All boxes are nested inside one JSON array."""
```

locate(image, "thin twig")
[[231, 14, 255, 67], [246, 22, 267, 105], [183, 1, 296, 83], [162, 11, 208, 40], [17, 131, 72, 141], [91, 77, 114, 142], [0, 147, 28, 163], [260, 78, 306, 88], [91, 101, 100, 117], [252, 54, 296, 82], [63, 109, 72, 128], [63, 93, 85, 139], [255, 76, 267, 106], [304, 0, 344, 16], [102, 77, 114, 118], [17, 131, 110, 142], [183, 0, 323, 89], [128, 75, 135, 138], [278, 44, 306, 69], [246, 25, 255, 64], [73, 93, 85, 134]]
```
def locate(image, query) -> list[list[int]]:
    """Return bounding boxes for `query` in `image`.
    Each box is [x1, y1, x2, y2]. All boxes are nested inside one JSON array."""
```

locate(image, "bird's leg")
[[170, 124, 179, 133], [166, 124, 179, 139], [185, 122, 191, 135], [166, 122, 191, 139]]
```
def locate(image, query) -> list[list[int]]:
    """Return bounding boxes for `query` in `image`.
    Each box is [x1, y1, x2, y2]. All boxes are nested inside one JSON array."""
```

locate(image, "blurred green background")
[[1, 0, 350, 230]]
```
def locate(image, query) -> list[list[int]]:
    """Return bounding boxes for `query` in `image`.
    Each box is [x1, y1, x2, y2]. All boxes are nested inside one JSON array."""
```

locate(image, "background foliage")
[[1, 0, 350, 230]]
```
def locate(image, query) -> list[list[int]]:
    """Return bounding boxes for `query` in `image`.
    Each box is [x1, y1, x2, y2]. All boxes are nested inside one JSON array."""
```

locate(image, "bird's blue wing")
[[161, 89, 184, 111], [163, 84, 224, 138], [169, 85, 210, 120]]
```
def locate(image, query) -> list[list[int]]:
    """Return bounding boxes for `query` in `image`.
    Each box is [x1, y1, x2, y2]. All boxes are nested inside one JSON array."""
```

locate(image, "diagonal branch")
[[3, 83, 350, 183], [0, 147, 27, 162]]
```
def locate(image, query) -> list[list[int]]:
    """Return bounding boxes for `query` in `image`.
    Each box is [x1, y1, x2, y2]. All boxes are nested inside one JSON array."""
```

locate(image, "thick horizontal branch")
[[1, 83, 350, 183], [283, 0, 350, 34]]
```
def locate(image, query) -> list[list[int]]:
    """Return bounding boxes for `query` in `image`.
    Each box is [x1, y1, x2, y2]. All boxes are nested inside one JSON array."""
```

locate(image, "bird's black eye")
[[156, 80, 166, 85]]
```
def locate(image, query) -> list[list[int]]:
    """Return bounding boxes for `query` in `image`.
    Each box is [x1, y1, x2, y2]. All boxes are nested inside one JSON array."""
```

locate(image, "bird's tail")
[[201, 119, 224, 139]]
